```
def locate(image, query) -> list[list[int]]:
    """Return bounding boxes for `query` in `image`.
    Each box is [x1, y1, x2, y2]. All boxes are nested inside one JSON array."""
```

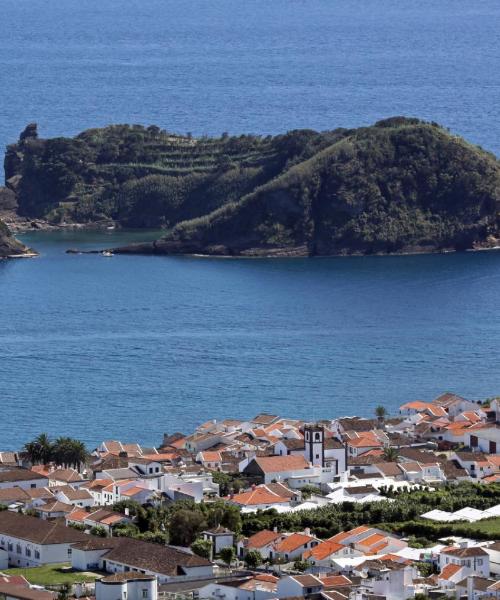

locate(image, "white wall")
[[0, 533, 73, 567], [96, 578, 157, 600], [72, 547, 108, 571], [0, 548, 8, 570], [199, 582, 275, 600], [0, 477, 48, 490]]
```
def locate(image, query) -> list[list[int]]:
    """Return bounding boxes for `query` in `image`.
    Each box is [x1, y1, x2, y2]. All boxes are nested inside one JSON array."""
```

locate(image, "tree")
[[52, 437, 88, 470], [138, 531, 168, 545], [113, 523, 141, 538], [300, 484, 322, 499], [22, 433, 53, 465], [244, 549, 262, 569], [206, 501, 242, 534], [219, 546, 235, 567], [293, 559, 310, 572], [90, 525, 107, 537], [375, 405, 387, 422], [168, 509, 207, 547], [191, 538, 212, 560], [382, 447, 399, 462]]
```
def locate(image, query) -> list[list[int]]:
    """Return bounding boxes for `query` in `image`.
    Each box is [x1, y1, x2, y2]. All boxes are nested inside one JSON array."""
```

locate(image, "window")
[[67, 549, 72, 556], [31, 484, 36, 489], [16, 544, 22, 554], [26, 548, 31, 557], [8, 543, 13, 551], [35, 551, 40, 559], [142, 590, 148, 598], [315, 453, 320, 459], [477, 559, 483, 565]]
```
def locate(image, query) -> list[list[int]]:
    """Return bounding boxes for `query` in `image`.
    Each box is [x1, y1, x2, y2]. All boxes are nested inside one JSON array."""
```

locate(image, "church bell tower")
[[304, 423, 325, 467]]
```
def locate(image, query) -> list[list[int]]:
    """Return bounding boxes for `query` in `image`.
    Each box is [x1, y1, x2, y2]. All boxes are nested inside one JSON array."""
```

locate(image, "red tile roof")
[[245, 530, 282, 549]]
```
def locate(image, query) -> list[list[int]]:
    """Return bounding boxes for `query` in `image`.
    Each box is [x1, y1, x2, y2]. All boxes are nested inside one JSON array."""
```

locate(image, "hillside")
[[3, 118, 500, 257], [4, 122, 341, 228], [114, 118, 500, 256]]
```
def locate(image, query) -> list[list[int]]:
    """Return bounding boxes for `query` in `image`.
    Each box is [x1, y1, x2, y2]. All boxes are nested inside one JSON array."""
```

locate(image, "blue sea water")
[[0, 0, 500, 448]]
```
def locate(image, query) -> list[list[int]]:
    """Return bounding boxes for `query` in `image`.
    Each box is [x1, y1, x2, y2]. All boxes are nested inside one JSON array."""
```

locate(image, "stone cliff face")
[[0, 219, 32, 257]]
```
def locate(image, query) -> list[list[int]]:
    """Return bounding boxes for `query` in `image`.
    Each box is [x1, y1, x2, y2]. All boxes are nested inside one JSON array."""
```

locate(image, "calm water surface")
[[0, 0, 499, 158], [1, 0, 500, 448], [1, 231, 500, 448]]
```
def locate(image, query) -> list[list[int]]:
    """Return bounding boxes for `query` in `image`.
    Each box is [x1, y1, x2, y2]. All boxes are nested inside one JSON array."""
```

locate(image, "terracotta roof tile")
[[245, 530, 282, 549]]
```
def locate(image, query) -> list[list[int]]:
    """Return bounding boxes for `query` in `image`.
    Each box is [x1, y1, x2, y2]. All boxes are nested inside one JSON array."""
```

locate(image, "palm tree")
[[35, 433, 53, 464], [382, 446, 399, 462], [21, 440, 41, 465], [52, 437, 87, 471], [69, 439, 88, 472], [375, 405, 387, 423], [22, 433, 53, 465]]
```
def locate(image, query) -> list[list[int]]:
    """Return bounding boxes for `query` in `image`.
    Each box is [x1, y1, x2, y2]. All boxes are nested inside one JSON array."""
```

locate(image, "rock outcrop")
[[0, 219, 33, 257]]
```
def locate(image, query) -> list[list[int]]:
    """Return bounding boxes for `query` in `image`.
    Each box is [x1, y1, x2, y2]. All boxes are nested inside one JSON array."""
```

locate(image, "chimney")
[[273, 527, 278, 533], [251, 483, 256, 490], [304, 527, 311, 536]]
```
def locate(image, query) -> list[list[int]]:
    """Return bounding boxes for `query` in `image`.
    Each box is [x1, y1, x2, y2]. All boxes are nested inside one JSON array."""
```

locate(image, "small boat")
[[102, 251, 114, 257]]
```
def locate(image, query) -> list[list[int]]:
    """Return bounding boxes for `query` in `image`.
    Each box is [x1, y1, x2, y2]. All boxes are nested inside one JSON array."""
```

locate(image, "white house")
[[273, 531, 320, 562], [354, 559, 417, 600], [465, 425, 500, 454], [439, 546, 489, 580], [95, 573, 157, 600], [236, 530, 282, 561], [433, 393, 481, 418], [485, 540, 500, 576], [71, 537, 214, 583], [199, 574, 278, 600], [0, 510, 87, 567], [54, 486, 95, 508], [202, 527, 234, 556], [0, 470, 48, 490], [276, 574, 323, 598]]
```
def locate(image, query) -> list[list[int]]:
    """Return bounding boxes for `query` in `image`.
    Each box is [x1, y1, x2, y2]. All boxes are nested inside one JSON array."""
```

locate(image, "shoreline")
[[68, 244, 500, 260]]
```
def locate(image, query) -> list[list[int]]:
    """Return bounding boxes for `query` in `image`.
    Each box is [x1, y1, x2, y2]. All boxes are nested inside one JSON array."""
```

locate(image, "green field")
[[3, 563, 102, 586], [455, 517, 500, 537], [383, 516, 500, 542]]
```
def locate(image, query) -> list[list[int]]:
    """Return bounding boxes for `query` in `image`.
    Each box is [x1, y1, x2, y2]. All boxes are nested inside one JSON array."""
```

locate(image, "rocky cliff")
[[0, 219, 32, 257]]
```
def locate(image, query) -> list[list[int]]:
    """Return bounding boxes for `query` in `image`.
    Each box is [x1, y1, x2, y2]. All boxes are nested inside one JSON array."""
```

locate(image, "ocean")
[[0, 0, 499, 448]]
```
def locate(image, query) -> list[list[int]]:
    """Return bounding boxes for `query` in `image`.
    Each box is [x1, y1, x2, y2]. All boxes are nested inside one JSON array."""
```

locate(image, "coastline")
[[69, 242, 500, 259]]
